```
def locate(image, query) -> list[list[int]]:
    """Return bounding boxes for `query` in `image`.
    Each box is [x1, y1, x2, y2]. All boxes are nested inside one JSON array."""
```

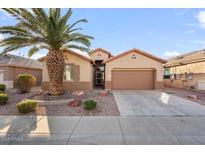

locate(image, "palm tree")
[[0, 8, 93, 95]]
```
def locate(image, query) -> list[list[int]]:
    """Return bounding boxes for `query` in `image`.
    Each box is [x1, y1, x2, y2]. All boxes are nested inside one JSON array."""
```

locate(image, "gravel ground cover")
[[0, 89, 120, 116], [160, 87, 205, 105]]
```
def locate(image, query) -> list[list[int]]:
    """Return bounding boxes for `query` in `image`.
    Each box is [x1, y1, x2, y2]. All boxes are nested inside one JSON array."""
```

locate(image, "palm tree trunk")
[[46, 50, 65, 95]]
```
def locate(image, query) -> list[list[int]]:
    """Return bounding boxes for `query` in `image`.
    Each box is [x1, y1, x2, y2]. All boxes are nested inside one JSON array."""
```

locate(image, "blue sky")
[[1, 8, 205, 59]]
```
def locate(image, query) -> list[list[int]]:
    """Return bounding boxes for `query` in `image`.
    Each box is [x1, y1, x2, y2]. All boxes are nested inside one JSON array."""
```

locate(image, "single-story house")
[[0, 54, 43, 88], [164, 49, 205, 90], [39, 48, 166, 90]]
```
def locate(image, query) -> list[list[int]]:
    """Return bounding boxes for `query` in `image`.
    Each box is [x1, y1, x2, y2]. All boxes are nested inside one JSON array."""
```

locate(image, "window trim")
[[63, 63, 75, 81]]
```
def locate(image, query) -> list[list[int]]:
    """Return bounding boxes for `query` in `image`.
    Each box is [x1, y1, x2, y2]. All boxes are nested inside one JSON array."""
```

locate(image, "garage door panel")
[[112, 70, 154, 90]]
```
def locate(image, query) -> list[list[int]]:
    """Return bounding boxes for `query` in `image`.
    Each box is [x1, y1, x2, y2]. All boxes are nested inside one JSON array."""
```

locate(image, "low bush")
[[17, 99, 37, 114], [15, 74, 36, 94], [189, 85, 195, 90], [0, 84, 6, 92], [84, 100, 97, 110], [0, 93, 8, 105]]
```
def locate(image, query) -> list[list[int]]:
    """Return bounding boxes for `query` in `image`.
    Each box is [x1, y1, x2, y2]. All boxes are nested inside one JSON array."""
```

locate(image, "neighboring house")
[[164, 49, 205, 90], [0, 54, 43, 88], [39, 48, 166, 90]]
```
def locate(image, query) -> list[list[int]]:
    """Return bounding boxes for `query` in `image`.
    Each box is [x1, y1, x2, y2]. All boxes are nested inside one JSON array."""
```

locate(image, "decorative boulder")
[[72, 91, 84, 96], [99, 92, 107, 96], [68, 100, 82, 107], [187, 94, 197, 100]]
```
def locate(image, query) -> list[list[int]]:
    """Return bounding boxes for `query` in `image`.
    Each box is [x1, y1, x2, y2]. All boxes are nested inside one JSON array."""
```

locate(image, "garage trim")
[[112, 68, 155, 71]]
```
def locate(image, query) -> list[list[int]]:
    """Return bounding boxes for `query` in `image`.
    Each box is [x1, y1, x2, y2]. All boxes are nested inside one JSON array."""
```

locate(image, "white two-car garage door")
[[112, 69, 154, 90]]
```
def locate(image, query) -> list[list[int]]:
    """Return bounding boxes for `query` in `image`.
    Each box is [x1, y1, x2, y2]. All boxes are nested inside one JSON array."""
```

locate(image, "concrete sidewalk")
[[1, 116, 205, 145]]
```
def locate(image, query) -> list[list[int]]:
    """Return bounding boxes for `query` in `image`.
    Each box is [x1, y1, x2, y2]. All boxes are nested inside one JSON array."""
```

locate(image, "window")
[[163, 68, 170, 79], [164, 68, 170, 76], [188, 72, 193, 80], [64, 65, 74, 81]]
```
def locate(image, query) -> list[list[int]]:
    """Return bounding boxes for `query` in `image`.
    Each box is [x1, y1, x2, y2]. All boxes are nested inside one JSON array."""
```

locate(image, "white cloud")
[[196, 11, 205, 28], [0, 34, 3, 40], [164, 51, 181, 58], [30, 53, 47, 60], [1, 10, 12, 18], [8, 50, 46, 60], [8, 50, 21, 56]]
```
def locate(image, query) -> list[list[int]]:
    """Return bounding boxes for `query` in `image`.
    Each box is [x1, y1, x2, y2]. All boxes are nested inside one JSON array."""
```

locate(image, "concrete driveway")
[[113, 90, 205, 116]]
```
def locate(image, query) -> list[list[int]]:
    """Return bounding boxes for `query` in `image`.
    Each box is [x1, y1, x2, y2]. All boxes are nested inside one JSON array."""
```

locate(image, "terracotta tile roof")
[[164, 49, 205, 67], [89, 48, 113, 56], [103, 48, 167, 64], [0, 54, 42, 69]]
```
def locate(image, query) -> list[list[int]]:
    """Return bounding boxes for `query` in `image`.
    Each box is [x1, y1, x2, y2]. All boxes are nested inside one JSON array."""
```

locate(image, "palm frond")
[[63, 44, 90, 52], [68, 19, 88, 31], [0, 8, 93, 55], [0, 45, 27, 55], [28, 47, 39, 57], [0, 26, 32, 37]]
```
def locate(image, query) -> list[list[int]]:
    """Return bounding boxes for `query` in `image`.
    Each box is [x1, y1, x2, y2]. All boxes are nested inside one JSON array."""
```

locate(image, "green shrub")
[[17, 99, 37, 114], [0, 93, 8, 105], [0, 84, 6, 92], [15, 74, 36, 94], [84, 100, 97, 110], [190, 85, 195, 90]]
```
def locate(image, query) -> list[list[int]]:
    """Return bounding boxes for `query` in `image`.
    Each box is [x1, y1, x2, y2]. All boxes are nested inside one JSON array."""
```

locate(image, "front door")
[[93, 60, 105, 88]]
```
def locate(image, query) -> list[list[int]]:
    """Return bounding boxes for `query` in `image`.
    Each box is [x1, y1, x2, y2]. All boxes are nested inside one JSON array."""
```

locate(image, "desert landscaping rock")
[[0, 89, 119, 116], [0, 90, 38, 115], [187, 94, 197, 100], [33, 91, 74, 101], [37, 99, 74, 106], [160, 87, 205, 105], [35, 95, 120, 116], [34, 90, 119, 116]]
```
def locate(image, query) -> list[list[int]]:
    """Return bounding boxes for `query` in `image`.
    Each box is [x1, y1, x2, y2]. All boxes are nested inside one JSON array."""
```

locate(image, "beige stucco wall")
[[90, 51, 109, 61], [42, 52, 92, 82], [105, 51, 164, 82], [164, 73, 205, 90], [168, 61, 205, 74], [0, 66, 42, 85]]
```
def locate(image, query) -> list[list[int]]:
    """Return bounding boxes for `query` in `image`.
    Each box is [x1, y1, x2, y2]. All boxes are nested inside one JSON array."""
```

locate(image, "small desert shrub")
[[189, 85, 195, 90], [15, 74, 36, 94], [0, 93, 8, 105], [17, 99, 37, 114], [84, 100, 97, 110], [0, 84, 6, 92]]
